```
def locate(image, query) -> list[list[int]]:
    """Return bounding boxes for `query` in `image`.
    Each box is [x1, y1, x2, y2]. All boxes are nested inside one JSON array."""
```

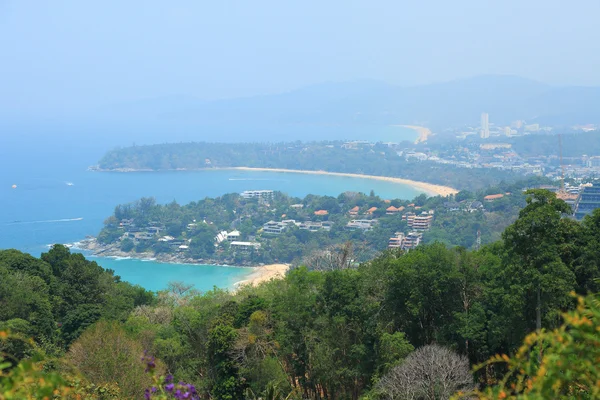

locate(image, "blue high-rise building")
[[574, 186, 600, 220]]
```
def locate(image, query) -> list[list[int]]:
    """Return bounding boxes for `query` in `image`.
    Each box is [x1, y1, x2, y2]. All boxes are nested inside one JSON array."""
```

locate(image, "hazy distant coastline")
[[396, 125, 432, 144]]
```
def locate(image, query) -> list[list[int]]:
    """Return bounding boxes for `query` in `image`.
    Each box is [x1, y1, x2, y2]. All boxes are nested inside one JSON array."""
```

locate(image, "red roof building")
[[484, 194, 504, 201]]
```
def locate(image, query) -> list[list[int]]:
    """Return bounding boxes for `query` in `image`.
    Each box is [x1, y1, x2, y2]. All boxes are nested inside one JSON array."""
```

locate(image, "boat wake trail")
[[228, 178, 289, 182], [6, 217, 84, 225]]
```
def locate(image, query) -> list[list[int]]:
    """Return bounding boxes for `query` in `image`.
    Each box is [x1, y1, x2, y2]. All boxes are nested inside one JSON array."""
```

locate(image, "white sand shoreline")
[[395, 124, 432, 143], [234, 264, 290, 288], [224, 167, 458, 197]]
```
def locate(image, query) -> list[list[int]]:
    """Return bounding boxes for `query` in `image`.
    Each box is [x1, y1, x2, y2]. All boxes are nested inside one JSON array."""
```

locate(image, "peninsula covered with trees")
[[93, 141, 526, 192], [85, 177, 547, 266], [2, 189, 600, 398]]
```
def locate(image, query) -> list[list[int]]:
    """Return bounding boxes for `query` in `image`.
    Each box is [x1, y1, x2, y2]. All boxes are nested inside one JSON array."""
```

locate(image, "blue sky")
[[1, 0, 600, 114]]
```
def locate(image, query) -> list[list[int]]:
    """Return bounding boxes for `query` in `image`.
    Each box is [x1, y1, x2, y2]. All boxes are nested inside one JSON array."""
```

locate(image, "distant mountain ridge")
[[101, 75, 600, 130], [5, 75, 600, 144]]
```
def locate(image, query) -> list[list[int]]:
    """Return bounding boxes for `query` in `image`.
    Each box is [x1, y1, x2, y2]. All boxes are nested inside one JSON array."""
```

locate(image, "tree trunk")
[[536, 286, 542, 332], [537, 286, 542, 364]]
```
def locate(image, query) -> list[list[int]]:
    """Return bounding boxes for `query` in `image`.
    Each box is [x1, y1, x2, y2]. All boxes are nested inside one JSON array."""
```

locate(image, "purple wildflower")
[[164, 374, 174, 383], [144, 388, 151, 399], [165, 383, 175, 392]]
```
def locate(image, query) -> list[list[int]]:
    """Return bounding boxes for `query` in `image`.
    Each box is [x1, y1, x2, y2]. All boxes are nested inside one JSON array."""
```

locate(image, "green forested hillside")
[[97, 141, 524, 191], [0, 246, 154, 346], [511, 130, 600, 158], [95, 178, 546, 266], [2, 190, 600, 399]]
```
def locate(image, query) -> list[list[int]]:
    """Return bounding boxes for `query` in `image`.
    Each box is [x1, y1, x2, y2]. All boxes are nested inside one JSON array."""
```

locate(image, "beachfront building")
[[133, 232, 155, 241], [120, 218, 134, 227], [348, 206, 360, 216], [468, 201, 484, 212], [403, 232, 423, 250], [410, 213, 434, 231], [226, 230, 241, 241], [346, 219, 377, 231], [263, 221, 288, 235], [481, 112, 490, 139], [299, 221, 333, 232], [314, 210, 329, 217], [388, 232, 405, 249], [574, 186, 600, 220], [386, 206, 401, 215], [230, 241, 261, 253], [403, 212, 416, 226], [484, 194, 504, 202], [241, 190, 274, 200], [214, 231, 228, 244], [147, 227, 162, 234], [366, 207, 378, 215]]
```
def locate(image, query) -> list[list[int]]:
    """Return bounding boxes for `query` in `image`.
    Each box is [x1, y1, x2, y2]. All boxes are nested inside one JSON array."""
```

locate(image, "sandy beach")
[[236, 264, 290, 287], [228, 167, 458, 197], [397, 125, 432, 143]]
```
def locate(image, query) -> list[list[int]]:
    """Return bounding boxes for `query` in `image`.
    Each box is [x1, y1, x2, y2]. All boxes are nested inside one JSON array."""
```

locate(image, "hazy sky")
[[2, 0, 600, 113]]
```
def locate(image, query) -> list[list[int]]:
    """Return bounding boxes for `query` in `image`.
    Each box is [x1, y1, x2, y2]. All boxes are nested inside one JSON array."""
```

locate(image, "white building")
[[480, 112, 490, 139], [388, 233, 405, 249], [346, 219, 377, 231], [263, 221, 287, 235], [215, 231, 228, 244], [230, 241, 261, 252], [403, 232, 423, 250], [226, 230, 241, 241], [241, 190, 274, 200]]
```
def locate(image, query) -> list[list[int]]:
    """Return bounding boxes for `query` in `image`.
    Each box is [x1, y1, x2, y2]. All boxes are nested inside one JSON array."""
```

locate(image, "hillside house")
[[403, 232, 423, 250], [227, 230, 241, 241], [386, 206, 400, 215], [241, 190, 274, 200], [214, 231, 228, 244], [346, 219, 377, 231], [411, 213, 434, 231], [484, 194, 504, 202], [263, 221, 287, 235], [230, 241, 261, 253], [388, 232, 405, 249]]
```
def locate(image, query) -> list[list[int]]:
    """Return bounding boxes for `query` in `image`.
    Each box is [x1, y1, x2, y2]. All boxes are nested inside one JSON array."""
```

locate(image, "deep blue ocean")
[[0, 128, 420, 291]]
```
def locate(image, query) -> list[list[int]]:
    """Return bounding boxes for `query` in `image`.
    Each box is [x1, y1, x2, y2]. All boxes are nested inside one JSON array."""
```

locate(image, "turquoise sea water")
[[0, 129, 420, 291]]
